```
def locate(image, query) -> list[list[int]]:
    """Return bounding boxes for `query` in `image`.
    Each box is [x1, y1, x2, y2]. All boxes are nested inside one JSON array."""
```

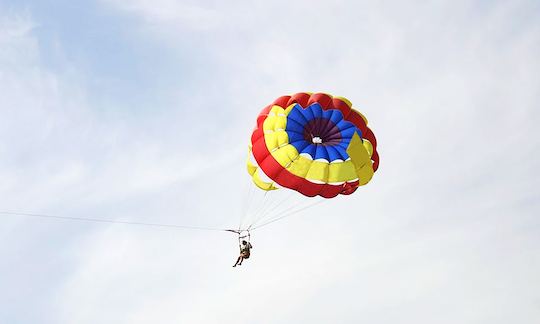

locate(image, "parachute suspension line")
[[247, 190, 271, 225], [251, 199, 327, 230], [246, 189, 268, 223], [239, 182, 255, 230], [248, 191, 281, 226], [0, 211, 228, 232], [262, 191, 297, 219], [248, 191, 296, 228], [250, 195, 311, 228], [248, 190, 293, 228]]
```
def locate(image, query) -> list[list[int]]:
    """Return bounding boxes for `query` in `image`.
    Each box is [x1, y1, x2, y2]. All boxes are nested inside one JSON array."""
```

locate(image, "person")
[[233, 239, 253, 267]]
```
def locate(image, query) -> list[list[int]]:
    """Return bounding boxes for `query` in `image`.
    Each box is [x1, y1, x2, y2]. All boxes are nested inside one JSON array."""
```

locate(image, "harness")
[[226, 229, 251, 244]]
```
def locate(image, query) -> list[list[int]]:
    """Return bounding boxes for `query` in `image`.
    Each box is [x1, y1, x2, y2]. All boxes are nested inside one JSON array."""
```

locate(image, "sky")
[[0, 0, 539, 323]]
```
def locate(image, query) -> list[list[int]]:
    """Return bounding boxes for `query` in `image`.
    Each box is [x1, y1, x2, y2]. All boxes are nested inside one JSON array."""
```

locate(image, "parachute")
[[247, 92, 379, 198], [241, 92, 379, 230]]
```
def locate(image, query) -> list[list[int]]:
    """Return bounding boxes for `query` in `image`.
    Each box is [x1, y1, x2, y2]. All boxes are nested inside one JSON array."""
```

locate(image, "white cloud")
[[102, 0, 222, 31], [1, 1, 539, 323]]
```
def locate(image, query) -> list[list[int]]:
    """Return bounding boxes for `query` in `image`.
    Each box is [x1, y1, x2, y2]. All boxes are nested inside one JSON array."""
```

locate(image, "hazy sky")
[[0, 1, 539, 323]]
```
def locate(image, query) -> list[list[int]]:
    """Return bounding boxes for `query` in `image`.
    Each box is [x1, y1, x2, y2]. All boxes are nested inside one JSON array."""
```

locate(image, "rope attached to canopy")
[[0, 211, 228, 232]]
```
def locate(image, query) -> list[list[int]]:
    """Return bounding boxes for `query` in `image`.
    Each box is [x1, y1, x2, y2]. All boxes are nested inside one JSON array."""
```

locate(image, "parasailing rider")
[[233, 232, 252, 267]]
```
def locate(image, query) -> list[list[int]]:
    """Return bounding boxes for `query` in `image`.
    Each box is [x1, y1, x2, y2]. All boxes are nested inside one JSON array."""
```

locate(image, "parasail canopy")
[[247, 92, 379, 198]]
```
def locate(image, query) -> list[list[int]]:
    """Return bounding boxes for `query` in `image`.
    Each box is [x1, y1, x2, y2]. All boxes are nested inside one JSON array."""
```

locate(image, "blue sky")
[[0, 0, 539, 323]]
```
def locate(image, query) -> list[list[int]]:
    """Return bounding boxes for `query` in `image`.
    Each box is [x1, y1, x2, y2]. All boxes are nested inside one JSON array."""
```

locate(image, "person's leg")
[[238, 256, 244, 265], [233, 256, 241, 267]]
